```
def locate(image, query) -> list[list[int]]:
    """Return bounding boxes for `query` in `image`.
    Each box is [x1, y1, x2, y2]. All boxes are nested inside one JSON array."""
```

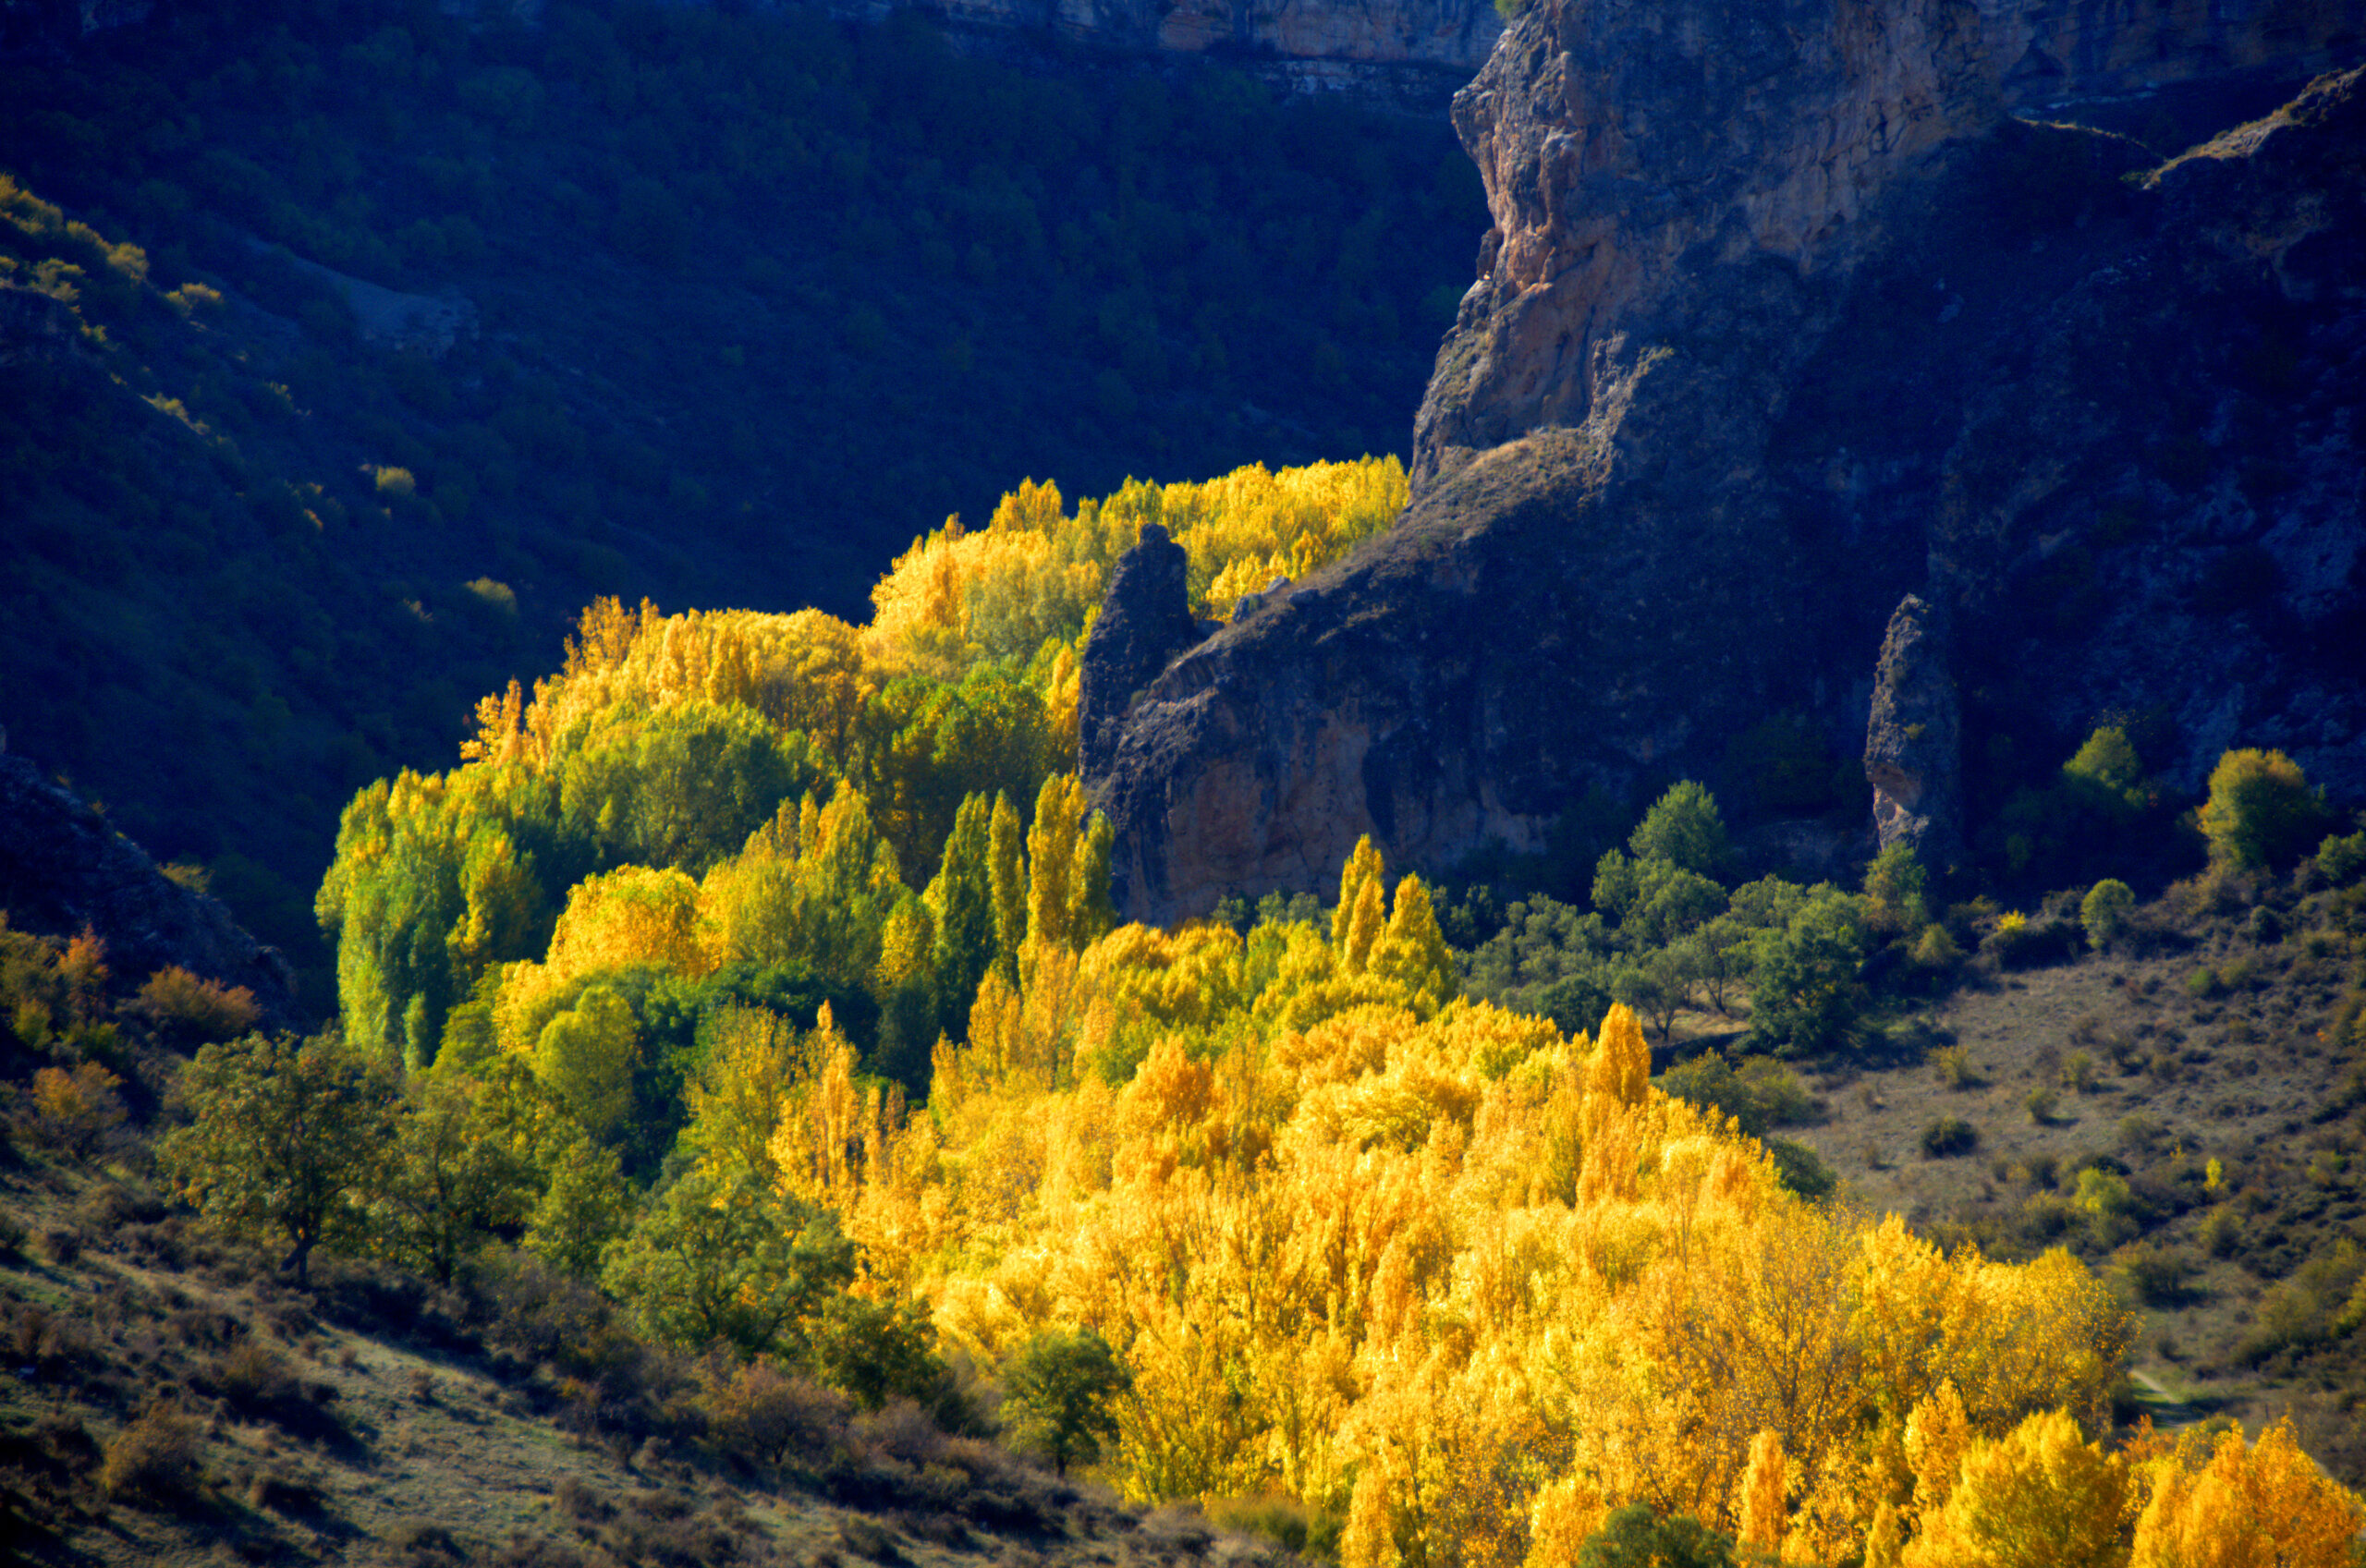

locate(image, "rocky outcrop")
[[1982, 0, 2366, 119], [1088, 0, 2366, 922], [1413, 0, 2001, 489], [848, 0, 1505, 79], [0, 754, 300, 1024], [1079, 523, 1205, 778], [1864, 595, 1964, 871], [0, 285, 84, 369]]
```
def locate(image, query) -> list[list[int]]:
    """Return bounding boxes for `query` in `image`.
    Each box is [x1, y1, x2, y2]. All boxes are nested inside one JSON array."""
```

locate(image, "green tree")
[[1577, 1504, 1737, 1568], [987, 789, 1028, 985], [604, 1161, 858, 1359], [523, 1133, 633, 1278], [1002, 1328, 1130, 1477], [814, 1294, 949, 1413], [1747, 888, 1869, 1056], [532, 984, 641, 1139], [1862, 842, 1930, 938], [555, 699, 830, 877], [1611, 946, 1693, 1046], [925, 791, 1000, 1029], [371, 1071, 536, 1285], [2079, 879, 2136, 951], [2062, 724, 2145, 813], [158, 1031, 398, 1283], [2198, 748, 2330, 870], [1628, 781, 1731, 879]]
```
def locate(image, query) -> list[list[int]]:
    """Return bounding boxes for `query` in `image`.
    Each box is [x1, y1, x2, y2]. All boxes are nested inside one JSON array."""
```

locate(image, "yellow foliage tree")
[[2128, 1418, 2364, 1568], [1903, 1408, 2128, 1568]]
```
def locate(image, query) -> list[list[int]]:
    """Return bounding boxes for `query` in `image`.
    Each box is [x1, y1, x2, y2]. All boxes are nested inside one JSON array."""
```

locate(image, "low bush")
[[1921, 1117, 1978, 1158], [1208, 1493, 1345, 1559], [98, 1401, 205, 1500], [696, 1355, 849, 1468], [134, 966, 261, 1040], [2112, 1240, 2193, 1305]]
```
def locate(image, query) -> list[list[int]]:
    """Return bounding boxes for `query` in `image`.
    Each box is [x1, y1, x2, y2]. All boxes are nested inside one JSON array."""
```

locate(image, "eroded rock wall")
[[1088, 0, 2366, 924], [0, 753, 301, 1023]]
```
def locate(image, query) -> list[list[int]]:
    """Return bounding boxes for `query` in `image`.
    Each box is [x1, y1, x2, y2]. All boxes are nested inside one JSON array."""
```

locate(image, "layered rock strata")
[[1088, 0, 2366, 924]]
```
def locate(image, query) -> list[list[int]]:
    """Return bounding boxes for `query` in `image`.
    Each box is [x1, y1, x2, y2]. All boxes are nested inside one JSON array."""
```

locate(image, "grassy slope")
[[1759, 876, 2366, 1478], [0, 0, 1482, 983], [0, 1157, 1278, 1568]]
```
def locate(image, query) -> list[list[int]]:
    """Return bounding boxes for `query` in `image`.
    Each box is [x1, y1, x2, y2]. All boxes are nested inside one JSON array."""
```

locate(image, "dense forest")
[[6, 1, 2366, 1562], [15, 448, 2363, 1562], [0, 0, 1481, 982]]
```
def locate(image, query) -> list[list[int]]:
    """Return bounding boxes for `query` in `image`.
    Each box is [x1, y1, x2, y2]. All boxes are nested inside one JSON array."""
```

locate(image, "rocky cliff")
[[0, 752, 301, 1023], [1086, 0, 2366, 924], [846, 0, 2348, 117]]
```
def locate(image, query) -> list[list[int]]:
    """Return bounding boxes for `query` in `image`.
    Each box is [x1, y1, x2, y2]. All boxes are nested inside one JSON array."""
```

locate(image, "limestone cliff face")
[[1412, 0, 2001, 488], [1088, 0, 2366, 924], [0, 753, 301, 1023], [868, 0, 1504, 76], [1864, 595, 1964, 871]]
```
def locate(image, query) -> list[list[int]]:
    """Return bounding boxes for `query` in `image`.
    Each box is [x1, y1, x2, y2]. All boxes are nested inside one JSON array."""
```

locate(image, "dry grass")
[[0, 1158, 1293, 1568], [1785, 889, 2366, 1473]]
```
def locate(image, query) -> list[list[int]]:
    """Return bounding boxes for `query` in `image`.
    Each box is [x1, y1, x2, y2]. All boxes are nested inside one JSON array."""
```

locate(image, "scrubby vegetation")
[[15, 468, 2364, 1564], [0, 0, 1480, 979], [7, 8, 2366, 1556]]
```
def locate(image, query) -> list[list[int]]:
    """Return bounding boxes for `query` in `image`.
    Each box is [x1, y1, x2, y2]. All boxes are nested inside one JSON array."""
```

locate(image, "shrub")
[[2112, 1241, 2192, 1305], [2026, 1086, 2060, 1124], [2198, 748, 2330, 870], [1207, 1494, 1343, 1558], [1910, 924, 1962, 970], [1766, 1137, 1836, 1200], [134, 966, 262, 1040], [1933, 1044, 1980, 1088], [2185, 967, 2219, 999], [211, 1341, 296, 1410], [694, 1355, 848, 1466], [374, 466, 417, 497], [2315, 829, 2366, 885], [20, 1063, 127, 1155], [1921, 1117, 1978, 1158], [2079, 879, 2136, 950], [99, 1402, 205, 1500], [2075, 1166, 2134, 1217], [1981, 910, 2076, 968]]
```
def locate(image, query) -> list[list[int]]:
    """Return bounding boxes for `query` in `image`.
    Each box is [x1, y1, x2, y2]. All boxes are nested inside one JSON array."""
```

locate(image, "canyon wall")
[[1085, 0, 2366, 923]]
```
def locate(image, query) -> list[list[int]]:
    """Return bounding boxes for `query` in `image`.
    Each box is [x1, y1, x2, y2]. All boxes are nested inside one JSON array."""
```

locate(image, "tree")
[[1629, 781, 1732, 879], [1903, 1408, 2127, 1568], [604, 1160, 857, 1359], [814, 1294, 950, 1413], [1863, 843, 1930, 938], [926, 791, 1000, 1029], [1611, 946, 1691, 1046], [1576, 1505, 1737, 1568], [2062, 724, 2146, 815], [523, 1133, 633, 1278], [158, 1031, 398, 1283], [1737, 1428, 1788, 1553], [371, 1070, 536, 1285], [1003, 1328, 1130, 1477], [531, 984, 641, 1139], [1747, 889, 1869, 1056], [2128, 1417, 2364, 1568], [2197, 748, 2329, 870], [2079, 880, 2135, 952], [988, 790, 1027, 985]]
